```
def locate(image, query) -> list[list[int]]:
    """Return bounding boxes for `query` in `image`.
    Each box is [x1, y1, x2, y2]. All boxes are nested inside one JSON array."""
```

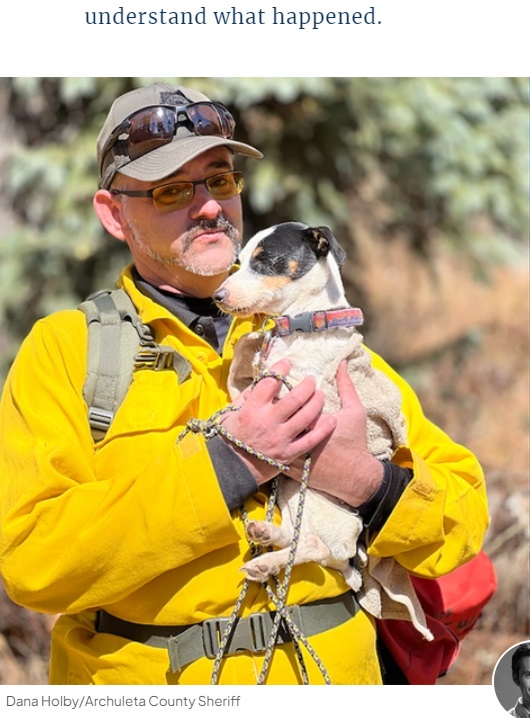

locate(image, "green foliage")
[[0, 77, 527, 380]]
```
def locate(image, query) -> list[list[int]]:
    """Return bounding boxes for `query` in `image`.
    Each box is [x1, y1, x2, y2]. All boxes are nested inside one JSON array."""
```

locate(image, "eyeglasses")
[[100, 102, 236, 179], [110, 170, 245, 212]]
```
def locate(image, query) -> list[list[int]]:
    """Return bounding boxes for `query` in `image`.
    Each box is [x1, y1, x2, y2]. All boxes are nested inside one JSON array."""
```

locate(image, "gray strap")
[[95, 593, 359, 673], [92, 295, 137, 422], [79, 288, 191, 442], [79, 291, 139, 441]]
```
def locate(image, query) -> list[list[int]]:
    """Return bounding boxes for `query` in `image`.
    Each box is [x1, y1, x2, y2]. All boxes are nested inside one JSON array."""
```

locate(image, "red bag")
[[376, 550, 497, 684]]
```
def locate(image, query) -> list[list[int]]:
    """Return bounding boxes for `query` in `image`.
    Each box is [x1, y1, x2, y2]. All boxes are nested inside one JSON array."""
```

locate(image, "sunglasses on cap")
[[99, 102, 236, 180], [110, 170, 245, 212]]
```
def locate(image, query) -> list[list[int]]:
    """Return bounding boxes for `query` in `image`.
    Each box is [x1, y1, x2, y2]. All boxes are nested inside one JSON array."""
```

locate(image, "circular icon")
[[493, 641, 530, 715]]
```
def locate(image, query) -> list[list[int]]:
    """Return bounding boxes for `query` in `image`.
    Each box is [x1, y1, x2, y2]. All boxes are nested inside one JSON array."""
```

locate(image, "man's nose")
[[189, 185, 223, 220]]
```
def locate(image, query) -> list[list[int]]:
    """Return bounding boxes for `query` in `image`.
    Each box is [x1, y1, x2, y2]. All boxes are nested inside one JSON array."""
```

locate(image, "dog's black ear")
[[307, 226, 346, 267]]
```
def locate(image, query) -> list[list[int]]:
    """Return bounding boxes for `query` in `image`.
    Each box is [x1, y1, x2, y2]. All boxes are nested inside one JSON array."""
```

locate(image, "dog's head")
[[213, 221, 347, 316]]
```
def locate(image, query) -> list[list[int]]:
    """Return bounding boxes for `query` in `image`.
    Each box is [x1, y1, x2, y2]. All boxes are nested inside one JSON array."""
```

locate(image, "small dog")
[[213, 221, 407, 591]]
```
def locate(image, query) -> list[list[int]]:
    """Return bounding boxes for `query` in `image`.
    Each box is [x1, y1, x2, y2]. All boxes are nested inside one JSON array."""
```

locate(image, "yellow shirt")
[[0, 267, 489, 684]]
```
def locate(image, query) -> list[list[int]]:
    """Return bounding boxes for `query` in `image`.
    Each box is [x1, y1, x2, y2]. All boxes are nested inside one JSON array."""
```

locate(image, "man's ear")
[[307, 226, 347, 266], [93, 189, 128, 242]]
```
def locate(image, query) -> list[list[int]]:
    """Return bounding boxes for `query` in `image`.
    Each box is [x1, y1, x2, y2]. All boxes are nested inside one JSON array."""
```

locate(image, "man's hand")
[[285, 360, 384, 507], [220, 359, 337, 486]]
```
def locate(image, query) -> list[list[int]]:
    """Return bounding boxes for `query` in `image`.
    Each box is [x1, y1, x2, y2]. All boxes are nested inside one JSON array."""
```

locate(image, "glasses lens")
[[150, 172, 244, 213], [127, 107, 176, 160], [151, 182, 194, 212], [186, 103, 235, 138], [216, 104, 236, 137], [206, 171, 244, 199]]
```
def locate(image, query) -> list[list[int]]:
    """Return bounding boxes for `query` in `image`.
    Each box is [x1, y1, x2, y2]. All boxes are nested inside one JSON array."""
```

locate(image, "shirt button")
[[195, 323, 204, 336]]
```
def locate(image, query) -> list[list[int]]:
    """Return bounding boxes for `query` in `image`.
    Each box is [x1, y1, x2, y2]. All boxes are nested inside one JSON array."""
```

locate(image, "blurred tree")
[[0, 77, 527, 380]]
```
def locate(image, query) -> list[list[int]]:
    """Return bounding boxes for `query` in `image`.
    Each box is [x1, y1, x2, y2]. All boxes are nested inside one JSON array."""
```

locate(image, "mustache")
[[182, 218, 239, 251]]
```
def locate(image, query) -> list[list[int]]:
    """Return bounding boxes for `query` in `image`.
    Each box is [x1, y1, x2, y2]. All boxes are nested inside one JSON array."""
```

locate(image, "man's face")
[[516, 656, 530, 707], [111, 146, 243, 295]]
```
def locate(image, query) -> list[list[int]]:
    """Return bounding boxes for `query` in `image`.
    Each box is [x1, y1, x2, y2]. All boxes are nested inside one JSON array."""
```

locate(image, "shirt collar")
[[515, 698, 530, 718], [131, 266, 230, 353], [132, 267, 225, 326]]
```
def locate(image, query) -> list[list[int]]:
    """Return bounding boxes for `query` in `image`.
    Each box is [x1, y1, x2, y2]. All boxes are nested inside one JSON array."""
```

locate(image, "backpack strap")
[[78, 288, 192, 442]]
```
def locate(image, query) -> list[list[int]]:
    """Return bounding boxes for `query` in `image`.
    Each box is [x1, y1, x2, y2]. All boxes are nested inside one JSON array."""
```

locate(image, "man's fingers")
[[223, 359, 344, 474], [248, 358, 292, 405], [280, 385, 326, 438], [290, 414, 337, 457], [336, 359, 361, 409], [273, 376, 320, 423]]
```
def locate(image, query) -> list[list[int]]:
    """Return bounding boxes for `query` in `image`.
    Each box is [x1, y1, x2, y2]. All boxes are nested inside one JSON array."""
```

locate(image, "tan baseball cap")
[[97, 83, 263, 189]]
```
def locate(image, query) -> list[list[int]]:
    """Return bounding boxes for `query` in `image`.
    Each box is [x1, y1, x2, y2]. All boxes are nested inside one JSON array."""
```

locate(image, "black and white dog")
[[213, 221, 409, 590], [213, 222, 433, 639], [214, 222, 433, 640]]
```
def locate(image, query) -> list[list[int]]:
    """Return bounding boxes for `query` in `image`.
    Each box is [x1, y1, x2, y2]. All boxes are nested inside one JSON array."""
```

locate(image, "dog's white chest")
[[259, 330, 362, 411]]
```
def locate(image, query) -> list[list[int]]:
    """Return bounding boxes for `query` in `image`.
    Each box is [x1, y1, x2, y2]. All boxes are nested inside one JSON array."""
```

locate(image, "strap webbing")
[[79, 288, 191, 442]]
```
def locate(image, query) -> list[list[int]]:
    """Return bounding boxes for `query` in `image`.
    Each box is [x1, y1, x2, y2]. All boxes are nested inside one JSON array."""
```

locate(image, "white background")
[[0, 684, 512, 715], [1, 0, 529, 76]]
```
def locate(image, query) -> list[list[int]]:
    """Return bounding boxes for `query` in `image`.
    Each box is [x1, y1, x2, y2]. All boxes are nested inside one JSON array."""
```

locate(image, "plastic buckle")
[[134, 348, 175, 371], [202, 613, 269, 658], [202, 618, 230, 659], [287, 312, 315, 334], [87, 407, 114, 432], [247, 613, 269, 652]]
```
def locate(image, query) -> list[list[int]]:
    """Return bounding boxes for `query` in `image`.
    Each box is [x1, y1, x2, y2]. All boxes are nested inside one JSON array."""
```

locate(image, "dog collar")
[[273, 308, 364, 337]]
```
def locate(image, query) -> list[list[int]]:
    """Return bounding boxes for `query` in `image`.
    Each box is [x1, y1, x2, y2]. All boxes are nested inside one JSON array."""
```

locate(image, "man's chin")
[[183, 255, 237, 278], [182, 243, 238, 277], [189, 265, 234, 278]]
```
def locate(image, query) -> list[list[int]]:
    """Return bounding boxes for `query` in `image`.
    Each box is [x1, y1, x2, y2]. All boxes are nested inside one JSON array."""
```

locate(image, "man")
[[509, 644, 530, 717], [0, 83, 489, 685]]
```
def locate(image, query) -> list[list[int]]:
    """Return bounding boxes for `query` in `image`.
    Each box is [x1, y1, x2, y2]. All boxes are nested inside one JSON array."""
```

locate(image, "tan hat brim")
[[117, 135, 263, 184]]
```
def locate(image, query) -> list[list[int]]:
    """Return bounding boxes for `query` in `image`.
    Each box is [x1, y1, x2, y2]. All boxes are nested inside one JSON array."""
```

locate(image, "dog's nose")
[[212, 287, 228, 303]]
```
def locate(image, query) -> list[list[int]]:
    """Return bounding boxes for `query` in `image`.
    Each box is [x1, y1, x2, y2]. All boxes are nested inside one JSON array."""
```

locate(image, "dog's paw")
[[240, 558, 279, 583], [246, 520, 276, 546]]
